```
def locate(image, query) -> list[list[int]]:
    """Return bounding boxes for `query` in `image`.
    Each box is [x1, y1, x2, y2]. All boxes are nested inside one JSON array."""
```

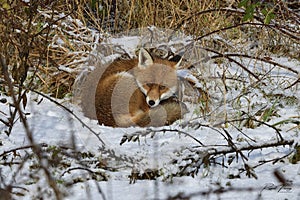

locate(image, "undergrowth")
[[0, 0, 299, 199]]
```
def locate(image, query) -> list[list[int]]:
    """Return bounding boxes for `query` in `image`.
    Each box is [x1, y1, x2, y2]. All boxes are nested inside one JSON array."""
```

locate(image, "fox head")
[[134, 48, 181, 108]]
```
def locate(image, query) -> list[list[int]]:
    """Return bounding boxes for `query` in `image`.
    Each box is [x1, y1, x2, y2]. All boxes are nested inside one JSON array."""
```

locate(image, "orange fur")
[[95, 49, 187, 127]]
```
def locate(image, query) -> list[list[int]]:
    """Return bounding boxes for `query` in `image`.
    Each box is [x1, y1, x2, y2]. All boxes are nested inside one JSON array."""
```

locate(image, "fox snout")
[[145, 85, 162, 107], [146, 97, 159, 107], [148, 99, 156, 107], [143, 84, 173, 108]]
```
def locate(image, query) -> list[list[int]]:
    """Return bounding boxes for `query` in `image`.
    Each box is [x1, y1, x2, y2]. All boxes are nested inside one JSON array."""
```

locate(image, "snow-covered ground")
[[1, 28, 300, 199], [1, 94, 300, 200]]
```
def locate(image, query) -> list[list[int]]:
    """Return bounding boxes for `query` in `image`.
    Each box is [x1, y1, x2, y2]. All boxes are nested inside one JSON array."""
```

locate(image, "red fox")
[[95, 48, 187, 127]]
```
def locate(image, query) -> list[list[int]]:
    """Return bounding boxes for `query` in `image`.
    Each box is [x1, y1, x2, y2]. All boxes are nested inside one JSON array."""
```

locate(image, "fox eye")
[[159, 85, 166, 90], [145, 83, 153, 87]]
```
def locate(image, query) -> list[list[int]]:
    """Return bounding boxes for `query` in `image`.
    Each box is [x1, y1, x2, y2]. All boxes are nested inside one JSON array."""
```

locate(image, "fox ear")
[[174, 57, 183, 69], [138, 48, 153, 69]]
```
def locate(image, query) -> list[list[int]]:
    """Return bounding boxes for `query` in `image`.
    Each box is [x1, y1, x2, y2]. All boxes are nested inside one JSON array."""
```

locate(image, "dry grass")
[[1, 0, 299, 98]]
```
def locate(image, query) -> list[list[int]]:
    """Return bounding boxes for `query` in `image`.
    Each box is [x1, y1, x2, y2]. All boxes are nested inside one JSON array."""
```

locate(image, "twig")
[[60, 167, 96, 177], [27, 89, 106, 146], [175, 8, 300, 41], [123, 128, 205, 146], [157, 128, 205, 146], [284, 78, 300, 89], [252, 150, 294, 170], [0, 143, 47, 158], [60, 167, 107, 200], [3, 82, 106, 146], [211, 53, 298, 75], [1, 54, 62, 200], [166, 181, 297, 200], [201, 47, 261, 80], [208, 139, 294, 157], [249, 117, 284, 141]]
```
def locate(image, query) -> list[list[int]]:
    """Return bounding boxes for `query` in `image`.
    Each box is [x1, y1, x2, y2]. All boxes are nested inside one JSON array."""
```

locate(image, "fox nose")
[[148, 100, 156, 107]]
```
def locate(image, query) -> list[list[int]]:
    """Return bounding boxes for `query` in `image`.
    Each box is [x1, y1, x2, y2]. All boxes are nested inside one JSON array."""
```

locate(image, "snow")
[[1, 28, 300, 199], [1, 89, 299, 199]]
